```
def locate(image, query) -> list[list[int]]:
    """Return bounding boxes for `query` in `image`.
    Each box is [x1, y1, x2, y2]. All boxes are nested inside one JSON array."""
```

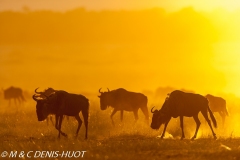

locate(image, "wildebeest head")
[[98, 88, 111, 110], [32, 94, 50, 121], [150, 106, 169, 130], [151, 95, 171, 129]]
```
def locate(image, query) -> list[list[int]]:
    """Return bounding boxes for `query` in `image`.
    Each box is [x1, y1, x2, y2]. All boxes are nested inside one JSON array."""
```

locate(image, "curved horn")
[[107, 88, 110, 92], [99, 88, 103, 94], [151, 106, 156, 113], [35, 87, 43, 94], [32, 94, 39, 101]]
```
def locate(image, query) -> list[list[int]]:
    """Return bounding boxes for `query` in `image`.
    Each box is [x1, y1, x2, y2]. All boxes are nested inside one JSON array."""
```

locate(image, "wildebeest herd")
[[2, 86, 229, 140]]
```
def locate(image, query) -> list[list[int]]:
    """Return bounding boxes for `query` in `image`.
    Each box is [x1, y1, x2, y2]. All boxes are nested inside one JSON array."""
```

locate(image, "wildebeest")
[[98, 88, 149, 125], [151, 90, 217, 140], [32, 89, 89, 139], [3, 86, 25, 106], [206, 94, 228, 126]]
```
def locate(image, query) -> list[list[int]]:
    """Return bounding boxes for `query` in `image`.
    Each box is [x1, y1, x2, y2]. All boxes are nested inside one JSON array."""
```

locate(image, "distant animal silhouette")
[[33, 89, 89, 139], [3, 86, 25, 106], [206, 94, 228, 126], [98, 88, 149, 125], [151, 90, 217, 140]]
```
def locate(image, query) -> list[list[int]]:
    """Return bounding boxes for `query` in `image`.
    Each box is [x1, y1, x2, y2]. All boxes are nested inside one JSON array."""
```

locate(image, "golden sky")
[[1, 0, 240, 97], [1, 0, 240, 12]]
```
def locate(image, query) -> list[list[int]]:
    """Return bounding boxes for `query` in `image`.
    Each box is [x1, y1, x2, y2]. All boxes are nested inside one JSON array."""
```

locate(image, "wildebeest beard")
[[36, 101, 49, 121]]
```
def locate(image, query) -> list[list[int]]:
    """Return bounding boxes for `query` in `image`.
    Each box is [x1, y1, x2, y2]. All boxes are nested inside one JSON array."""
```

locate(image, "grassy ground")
[[0, 100, 240, 160]]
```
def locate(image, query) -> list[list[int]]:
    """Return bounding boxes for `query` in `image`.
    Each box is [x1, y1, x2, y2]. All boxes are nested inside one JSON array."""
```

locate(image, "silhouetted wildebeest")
[[151, 90, 217, 140], [32, 89, 89, 139], [3, 86, 25, 106], [98, 88, 149, 125], [206, 94, 228, 126], [35, 87, 56, 125]]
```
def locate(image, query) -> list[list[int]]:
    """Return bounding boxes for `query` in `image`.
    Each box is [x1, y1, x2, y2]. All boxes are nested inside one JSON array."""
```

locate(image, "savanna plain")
[[1, 93, 240, 160]]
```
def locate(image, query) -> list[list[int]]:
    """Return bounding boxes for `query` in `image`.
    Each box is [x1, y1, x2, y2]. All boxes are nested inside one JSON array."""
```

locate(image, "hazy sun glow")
[[214, 42, 240, 95], [0, 0, 240, 98], [1, 0, 240, 141]]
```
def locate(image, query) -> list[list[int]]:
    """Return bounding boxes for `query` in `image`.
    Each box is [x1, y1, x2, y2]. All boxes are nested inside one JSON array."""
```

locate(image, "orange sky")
[[1, 0, 240, 12], [1, 1, 240, 97]]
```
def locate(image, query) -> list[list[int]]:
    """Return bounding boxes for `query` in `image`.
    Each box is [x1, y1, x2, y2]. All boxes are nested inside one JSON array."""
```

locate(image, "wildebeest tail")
[[224, 108, 229, 116], [223, 101, 229, 116], [207, 105, 217, 128]]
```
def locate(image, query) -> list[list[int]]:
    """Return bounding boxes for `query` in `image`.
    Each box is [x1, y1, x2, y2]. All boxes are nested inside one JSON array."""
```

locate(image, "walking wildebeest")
[[32, 89, 89, 139], [151, 90, 217, 140], [3, 86, 25, 106], [206, 94, 228, 126], [98, 88, 149, 125]]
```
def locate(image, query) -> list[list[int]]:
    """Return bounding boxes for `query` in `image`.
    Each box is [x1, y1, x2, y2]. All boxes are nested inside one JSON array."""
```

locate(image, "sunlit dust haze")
[[1, 0, 240, 141], [1, 2, 240, 99]]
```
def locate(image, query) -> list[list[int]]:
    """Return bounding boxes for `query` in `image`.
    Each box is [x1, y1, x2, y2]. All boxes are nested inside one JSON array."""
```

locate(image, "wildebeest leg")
[[75, 115, 82, 137], [161, 117, 171, 139], [47, 116, 49, 125], [120, 110, 123, 122], [66, 116, 69, 122], [55, 115, 67, 137], [17, 97, 21, 107], [191, 114, 201, 140], [140, 106, 149, 124], [110, 109, 118, 126], [55, 115, 59, 129], [14, 98, 17, 107], [133, 110, 139, 123], [8, 99, 11, 107], [15, 98, 19, 111], [201, 110, 217, 139], [180, 116, 185, 140], [82, 110, 89, 139], [47, 115, 54, 126], [57, 115, 66, 139], [50, 115, 54, 126]]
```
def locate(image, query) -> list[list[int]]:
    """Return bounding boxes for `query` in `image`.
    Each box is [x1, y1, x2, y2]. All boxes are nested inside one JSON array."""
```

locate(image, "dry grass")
[[0, 99, 240, 160]]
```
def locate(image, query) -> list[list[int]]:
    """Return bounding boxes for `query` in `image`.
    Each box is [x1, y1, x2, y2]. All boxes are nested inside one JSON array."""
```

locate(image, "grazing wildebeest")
[[32, 89, 89, 139], [98, 88, 149, 125], [35, 87, 56, 125], [3, 86, 25, 106], [206, 94, 228, 126], [151, 90, 217, 140]]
